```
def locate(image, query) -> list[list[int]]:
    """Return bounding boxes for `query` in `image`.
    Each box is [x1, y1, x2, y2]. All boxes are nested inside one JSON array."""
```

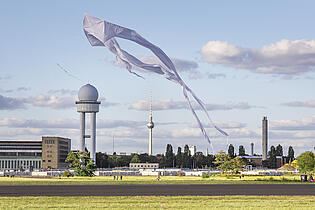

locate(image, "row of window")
[[44, 140, 55, 144], [0, 152, 42, 157], [59, 141, 69, 146], [42, 160, 51, 162], [131, 164, 158, 168], [0, 160, 41, 169]]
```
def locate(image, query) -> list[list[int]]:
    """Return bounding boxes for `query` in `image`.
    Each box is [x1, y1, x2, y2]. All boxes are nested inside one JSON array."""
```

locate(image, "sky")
[[1, 0, 315, 156]]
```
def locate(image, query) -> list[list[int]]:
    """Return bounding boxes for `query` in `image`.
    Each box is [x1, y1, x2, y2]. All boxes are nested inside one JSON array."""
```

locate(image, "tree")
[[238, 145, 245, 156], [288, 146, 295, 162], [130, 154, 141, 163], [165, 144, 174, 167], [230, 157, 246, 174], [275, 144, 283, 156], [66, 151, 96, 176], [96, 152, 109, 168], [194, 152, 207, 168], [214, 150, 244, 174], [297, 151, 315, 175], [182, 145, 192, 168], [176, 147, 182, 168], [214, 151, 232, 174], [228, 144, 235, 158], [268, 146, 277, 168]]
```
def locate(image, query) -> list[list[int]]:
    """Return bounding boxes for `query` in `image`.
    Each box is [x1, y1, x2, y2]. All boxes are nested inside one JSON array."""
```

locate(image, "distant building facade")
[[0, 136, 71, 170], [0, 141, 42, 170], [129, 163, 159, 169], [189, 146, 196, 156], [239, 155, 282, 168], [42, 137, 71, 169]]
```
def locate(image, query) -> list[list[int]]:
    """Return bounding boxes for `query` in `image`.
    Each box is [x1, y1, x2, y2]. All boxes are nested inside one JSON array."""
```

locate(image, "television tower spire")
[[147, 92, 154, 155]]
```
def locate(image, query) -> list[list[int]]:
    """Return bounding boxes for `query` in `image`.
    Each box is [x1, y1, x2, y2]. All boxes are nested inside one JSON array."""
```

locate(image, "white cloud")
[[0, 87, 30, 93], [191, 121, 246, 129], [129, 99, 256, 111], [0, 92, 118, 110], [201, 39, 315, 76], [0, 94, 27, 110], [0, 76, 11, 80], [207, 73, 226, 79], [282, 100, 315, 108], [47, 89, 77, 95], [30, 94, 76, 109], [270, 115, 315, 130], [0, 118, 145, 129]]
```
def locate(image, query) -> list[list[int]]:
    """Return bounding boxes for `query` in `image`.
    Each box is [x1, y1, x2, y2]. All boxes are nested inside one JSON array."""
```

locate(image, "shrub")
[[202, 173, 209, 178], [63, 170, 73, 177]]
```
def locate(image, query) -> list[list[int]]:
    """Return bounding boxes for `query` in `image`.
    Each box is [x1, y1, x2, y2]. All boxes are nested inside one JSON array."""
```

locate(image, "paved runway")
[[0, 184, 314, 196]]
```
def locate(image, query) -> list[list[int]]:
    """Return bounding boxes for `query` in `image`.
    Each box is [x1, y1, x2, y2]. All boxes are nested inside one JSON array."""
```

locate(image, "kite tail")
[[184, 84, 229, 137], [182, 86, 211, 145], [56, 63, 85, 82], [115, 55, 144, 79]]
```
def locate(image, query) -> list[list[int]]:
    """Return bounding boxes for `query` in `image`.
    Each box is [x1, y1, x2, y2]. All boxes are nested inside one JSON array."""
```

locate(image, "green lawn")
[[0, 175, 312, 185], [0, 196, 314, 209]]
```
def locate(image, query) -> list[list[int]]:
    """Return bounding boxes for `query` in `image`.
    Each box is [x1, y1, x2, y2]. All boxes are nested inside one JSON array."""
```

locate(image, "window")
[[42, 160, 46, 162], [48, 160, 51, 162]]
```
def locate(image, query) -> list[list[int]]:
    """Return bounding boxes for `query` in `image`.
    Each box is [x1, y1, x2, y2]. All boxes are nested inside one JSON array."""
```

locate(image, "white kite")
[[83, 14, 228, 146]]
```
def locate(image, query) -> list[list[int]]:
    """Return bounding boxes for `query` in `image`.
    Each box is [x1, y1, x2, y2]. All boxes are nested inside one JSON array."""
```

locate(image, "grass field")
[[0, 175, 312, 185], [0, 196, 314, 209]]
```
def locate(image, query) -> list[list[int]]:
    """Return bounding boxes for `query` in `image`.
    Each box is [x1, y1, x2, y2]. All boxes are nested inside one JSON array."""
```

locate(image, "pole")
[[90, 112, 96, 161], [80, 112, 85, 152]]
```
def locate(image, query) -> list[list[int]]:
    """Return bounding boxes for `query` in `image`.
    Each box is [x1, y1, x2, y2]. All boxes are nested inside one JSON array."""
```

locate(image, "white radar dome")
[[78, 84, 99, 101]]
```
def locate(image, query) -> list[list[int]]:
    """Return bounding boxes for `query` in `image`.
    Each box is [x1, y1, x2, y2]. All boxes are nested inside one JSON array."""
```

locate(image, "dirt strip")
[[0, 184, 314, 196]]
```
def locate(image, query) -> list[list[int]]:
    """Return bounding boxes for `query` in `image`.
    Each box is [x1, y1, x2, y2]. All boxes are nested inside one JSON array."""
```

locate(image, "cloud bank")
[[282, 99, 315, 108], [201, 39, 315, 76], [129, 99, 255, 111]]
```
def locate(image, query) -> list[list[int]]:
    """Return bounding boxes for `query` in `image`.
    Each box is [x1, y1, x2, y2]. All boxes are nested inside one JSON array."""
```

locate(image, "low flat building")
[[129, 163, 159, 169], [239, 155, 282, 168], [0, 136, 71, 170], [0, 141, 42, 170]]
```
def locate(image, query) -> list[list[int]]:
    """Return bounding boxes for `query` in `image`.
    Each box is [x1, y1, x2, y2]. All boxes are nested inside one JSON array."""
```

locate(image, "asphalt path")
[[0, 184, 314, 196]]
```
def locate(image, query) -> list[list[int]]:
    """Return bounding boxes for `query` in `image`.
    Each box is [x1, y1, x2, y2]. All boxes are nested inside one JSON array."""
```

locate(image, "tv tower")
[[147, 92, 154, 156]]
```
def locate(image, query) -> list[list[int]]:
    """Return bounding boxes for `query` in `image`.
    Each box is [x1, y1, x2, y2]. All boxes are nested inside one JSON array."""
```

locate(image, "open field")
[[0, 175, 312, 185], [0, 196, 314, 209]]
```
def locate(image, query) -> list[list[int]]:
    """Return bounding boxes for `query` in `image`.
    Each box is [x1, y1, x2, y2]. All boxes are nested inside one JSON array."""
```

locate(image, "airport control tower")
[[76, 84, 100, 162], [147, 93, 154, 156]]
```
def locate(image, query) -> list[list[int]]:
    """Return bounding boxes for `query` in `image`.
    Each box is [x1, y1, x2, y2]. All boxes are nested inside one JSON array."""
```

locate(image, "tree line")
[[96, 144, 215, 169]]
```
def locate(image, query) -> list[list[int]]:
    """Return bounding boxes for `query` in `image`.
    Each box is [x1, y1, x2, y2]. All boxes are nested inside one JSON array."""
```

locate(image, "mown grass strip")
[[0, 196, 314, 209]]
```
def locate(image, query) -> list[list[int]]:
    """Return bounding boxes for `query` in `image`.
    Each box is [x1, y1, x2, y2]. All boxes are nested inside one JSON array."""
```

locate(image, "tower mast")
[[147, 92, 154, 156]]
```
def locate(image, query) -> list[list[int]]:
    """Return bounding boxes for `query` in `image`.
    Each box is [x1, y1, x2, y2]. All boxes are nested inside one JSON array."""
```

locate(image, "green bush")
[[202, 173, 209, 178], [63, 170, 73, 177]]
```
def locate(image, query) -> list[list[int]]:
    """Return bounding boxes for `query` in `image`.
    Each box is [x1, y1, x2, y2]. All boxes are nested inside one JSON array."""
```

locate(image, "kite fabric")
[[83, 13, 229, 145]]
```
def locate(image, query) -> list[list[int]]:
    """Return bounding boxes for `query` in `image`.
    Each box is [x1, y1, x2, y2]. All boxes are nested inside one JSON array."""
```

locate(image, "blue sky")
[[1, 0, 315, 156]]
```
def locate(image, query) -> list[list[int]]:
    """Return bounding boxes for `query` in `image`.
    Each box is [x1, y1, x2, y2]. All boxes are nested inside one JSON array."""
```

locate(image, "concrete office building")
[[0, 136, 71, 170], [0, 141, 42, 170], [262, 116, 268, 161], [41, 136, 71, 169], [76, 84, 100, 161]]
